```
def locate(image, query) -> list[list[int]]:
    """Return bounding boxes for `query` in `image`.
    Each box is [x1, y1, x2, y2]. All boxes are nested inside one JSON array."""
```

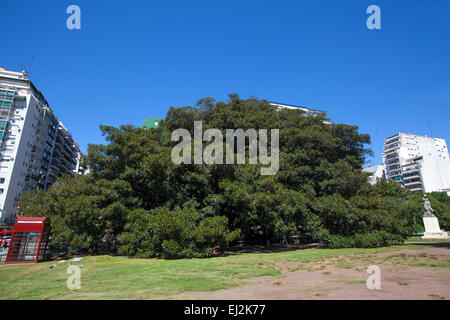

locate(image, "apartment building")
[[362, 164, 386, 185], [0, 67, 80, 224], [141, 102, 331, 129], [382, 133, 450, 195], [270, 102, 332, 124]]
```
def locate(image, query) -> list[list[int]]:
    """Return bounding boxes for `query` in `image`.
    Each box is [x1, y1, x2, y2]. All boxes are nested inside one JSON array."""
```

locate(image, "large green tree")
[[20, 95, 429, 256]]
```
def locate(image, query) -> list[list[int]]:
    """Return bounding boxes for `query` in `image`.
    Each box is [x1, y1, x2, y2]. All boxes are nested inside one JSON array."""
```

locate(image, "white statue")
[[422, 195, 449, 239]]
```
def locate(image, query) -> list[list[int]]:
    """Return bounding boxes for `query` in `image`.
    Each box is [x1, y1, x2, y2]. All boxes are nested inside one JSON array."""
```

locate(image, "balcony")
[[383, 149, 399, 157], [403, 167, 419, 174], [384, 140, 399, 148], [385, 153, 399, 160], [403, 174, 420, 181], [403, 173, 420, 180], [387, 164, 401, 171], [404, 180, 422, 188], [385, 158, 400, 166], [385, 136, 399, 144]]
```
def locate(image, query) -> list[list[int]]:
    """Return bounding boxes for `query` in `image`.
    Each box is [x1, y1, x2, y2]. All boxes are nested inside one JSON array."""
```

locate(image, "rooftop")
[[269, 101, 326, 114], [141, 117, 162, 129], [362, 164, 384, 174]]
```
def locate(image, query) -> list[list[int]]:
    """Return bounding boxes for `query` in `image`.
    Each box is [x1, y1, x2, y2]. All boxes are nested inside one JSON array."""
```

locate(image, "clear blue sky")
[[2, 0, 449, 165]]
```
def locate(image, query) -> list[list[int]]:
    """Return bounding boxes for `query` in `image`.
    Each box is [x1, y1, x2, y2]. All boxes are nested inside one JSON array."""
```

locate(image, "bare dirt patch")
[[172, 246, 450, 300]]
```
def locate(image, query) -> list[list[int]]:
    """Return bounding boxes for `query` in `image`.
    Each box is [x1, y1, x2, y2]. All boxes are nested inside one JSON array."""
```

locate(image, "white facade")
[[0, 67, 80, 224], [362, 164, 385, 185], [382, 133, 450, 195]]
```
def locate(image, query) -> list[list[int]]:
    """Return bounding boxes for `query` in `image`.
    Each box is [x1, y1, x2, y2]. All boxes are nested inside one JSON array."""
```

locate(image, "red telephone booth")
[[0, 217, 50, 264]]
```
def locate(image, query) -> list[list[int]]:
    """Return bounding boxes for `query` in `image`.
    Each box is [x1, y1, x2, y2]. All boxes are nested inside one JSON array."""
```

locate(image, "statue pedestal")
[[422, 232, 449, 239], [422, 216, 449, 239]]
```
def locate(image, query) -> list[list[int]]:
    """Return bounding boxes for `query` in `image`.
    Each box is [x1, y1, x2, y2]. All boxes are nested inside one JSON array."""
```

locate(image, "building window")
[[0, 178, 4, 183], [0, 189, 3, 195]]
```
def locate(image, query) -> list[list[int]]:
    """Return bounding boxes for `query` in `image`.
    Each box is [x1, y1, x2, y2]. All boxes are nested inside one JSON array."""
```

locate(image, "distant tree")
[[427, 192, 450, 230]]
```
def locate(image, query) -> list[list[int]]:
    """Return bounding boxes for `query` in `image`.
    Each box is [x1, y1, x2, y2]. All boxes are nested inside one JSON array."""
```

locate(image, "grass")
[[408, 261, 450, 269], [406, 236, 450, 243], [328, 279, 366, 284], [0, 242, 447, 300], [429, 293, 446, 300]]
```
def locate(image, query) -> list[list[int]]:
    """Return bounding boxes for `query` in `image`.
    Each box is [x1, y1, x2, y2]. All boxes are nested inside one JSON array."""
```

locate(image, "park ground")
[[0, 237, 449, 300]]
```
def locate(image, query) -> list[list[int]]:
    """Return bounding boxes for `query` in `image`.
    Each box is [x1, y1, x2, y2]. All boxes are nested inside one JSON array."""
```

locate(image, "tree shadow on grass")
[[218, 243, 323, 256]]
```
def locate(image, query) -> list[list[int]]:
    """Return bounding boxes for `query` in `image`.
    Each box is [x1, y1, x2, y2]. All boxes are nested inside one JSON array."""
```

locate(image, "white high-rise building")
[[0, 67, 80, 224], [382, 133, 450, 195]]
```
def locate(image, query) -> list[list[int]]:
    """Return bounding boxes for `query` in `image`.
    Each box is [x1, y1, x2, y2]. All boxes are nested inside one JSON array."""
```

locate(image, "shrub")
[[118, 206, 240, 258], [325, 231, 403, 249], [324, 235, 355, 248]]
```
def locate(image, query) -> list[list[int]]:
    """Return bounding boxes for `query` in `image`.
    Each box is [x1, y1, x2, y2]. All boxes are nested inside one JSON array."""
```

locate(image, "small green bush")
[[325, 231, 403, 249], [325, 235, 355, 248]]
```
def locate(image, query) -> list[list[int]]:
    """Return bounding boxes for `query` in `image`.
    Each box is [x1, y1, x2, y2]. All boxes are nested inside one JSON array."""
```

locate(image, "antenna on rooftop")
[[28, 53, 35, 75], [427, 120, 434, 137]]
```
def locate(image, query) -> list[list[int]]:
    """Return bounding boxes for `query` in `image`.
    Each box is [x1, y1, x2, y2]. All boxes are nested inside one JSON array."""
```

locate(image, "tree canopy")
[[19, 95, 448, 257]]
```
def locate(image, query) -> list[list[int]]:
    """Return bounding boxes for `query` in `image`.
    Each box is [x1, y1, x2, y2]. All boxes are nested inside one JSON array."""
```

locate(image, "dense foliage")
[[119, 206, 239, 258], [19, 95, 449, 257], [20, 176, 138, 254]]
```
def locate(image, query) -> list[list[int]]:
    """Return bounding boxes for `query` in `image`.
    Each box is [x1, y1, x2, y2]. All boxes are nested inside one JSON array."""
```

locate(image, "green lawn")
[[0, 242, 446, 300], [405, 236, 450, 243]]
